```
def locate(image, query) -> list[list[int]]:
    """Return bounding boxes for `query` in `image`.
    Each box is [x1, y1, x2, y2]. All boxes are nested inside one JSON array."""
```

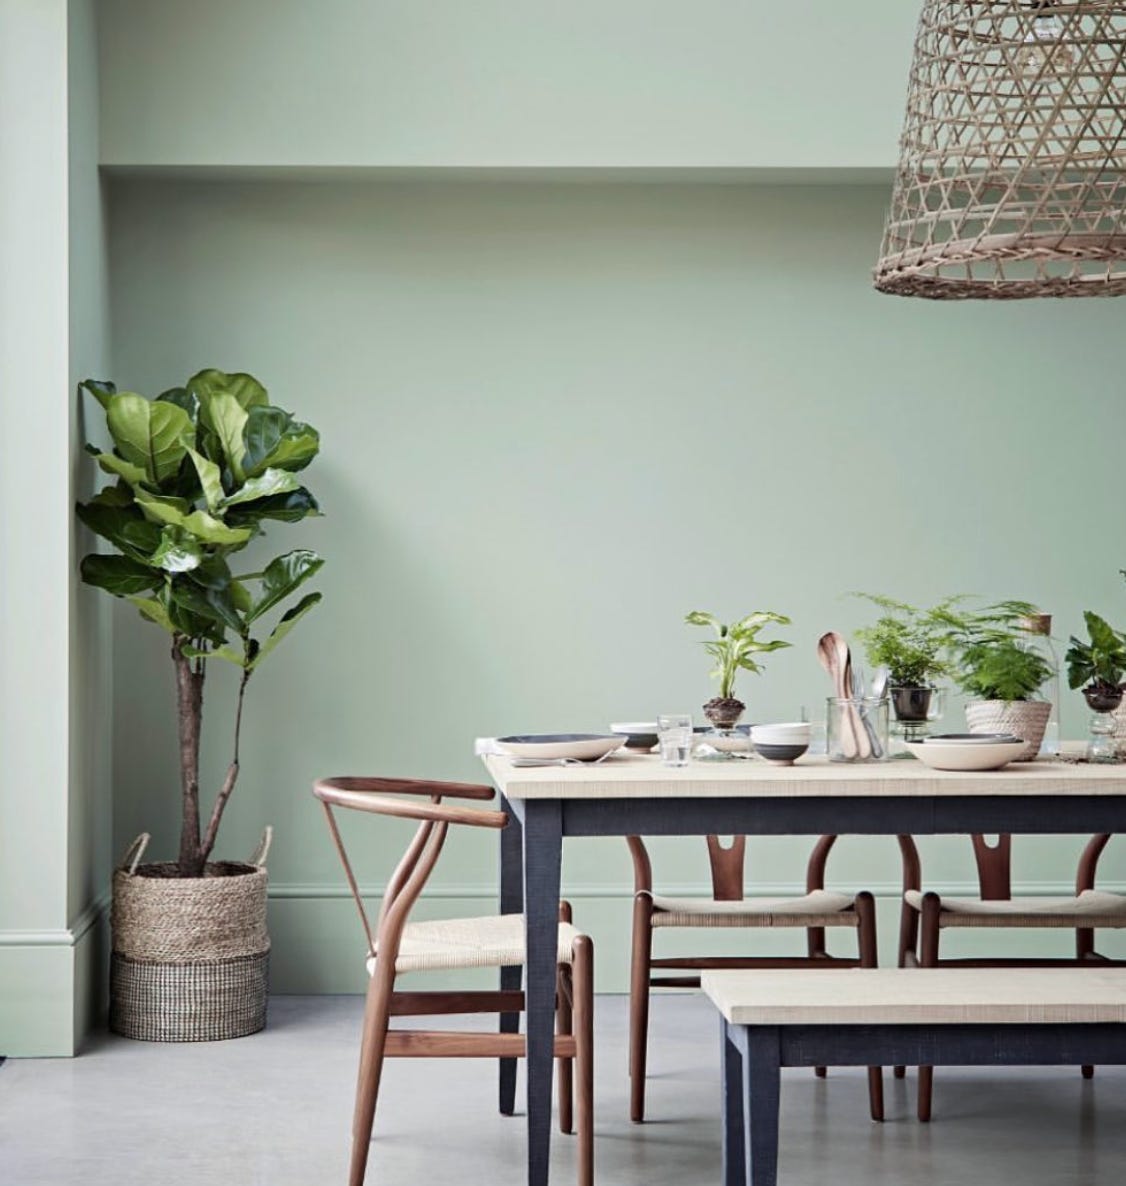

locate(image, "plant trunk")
[[174, 640, 206, 876]]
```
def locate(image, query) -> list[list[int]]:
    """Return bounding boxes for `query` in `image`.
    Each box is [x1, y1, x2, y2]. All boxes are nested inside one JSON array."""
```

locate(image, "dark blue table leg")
[[722, 1019, 747, 1186], [499, 794, 524, 1115], [741, 1026, 781, 1186], [522, 799, 563, 1186]]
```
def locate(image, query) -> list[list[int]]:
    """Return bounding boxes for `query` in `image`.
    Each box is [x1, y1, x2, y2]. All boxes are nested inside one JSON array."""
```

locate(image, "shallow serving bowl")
[[497, 734, 624, 762], [610, 722, 660, 751], [905, 736, 1027, 772]]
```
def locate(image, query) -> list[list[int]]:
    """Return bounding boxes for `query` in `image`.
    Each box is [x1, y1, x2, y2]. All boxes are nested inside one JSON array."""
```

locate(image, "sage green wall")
[[0, 0, 110, 1055], [106, 177, 1126, 993], [96, 0, 914, 169]]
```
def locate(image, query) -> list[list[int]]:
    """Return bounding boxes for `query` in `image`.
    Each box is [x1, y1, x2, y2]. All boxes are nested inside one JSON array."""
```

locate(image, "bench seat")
[[703, 967, 1126, 1186]]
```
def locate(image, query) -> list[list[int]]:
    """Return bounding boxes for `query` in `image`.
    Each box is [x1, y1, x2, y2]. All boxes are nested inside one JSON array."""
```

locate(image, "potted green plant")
[[1066, 611, 1126, 712], [75, 369, 323, 1041], [953, 601, 1054, 760], [853, 594, 958, 724], [685, 610, 791, 729]]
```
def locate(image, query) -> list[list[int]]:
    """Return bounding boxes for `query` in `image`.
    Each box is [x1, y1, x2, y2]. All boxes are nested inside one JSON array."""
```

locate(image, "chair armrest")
[[314, 775, 495, 801]]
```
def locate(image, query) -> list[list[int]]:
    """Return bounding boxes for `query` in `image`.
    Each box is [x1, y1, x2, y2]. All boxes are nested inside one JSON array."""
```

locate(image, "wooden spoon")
[[816, 632, 860, 759]]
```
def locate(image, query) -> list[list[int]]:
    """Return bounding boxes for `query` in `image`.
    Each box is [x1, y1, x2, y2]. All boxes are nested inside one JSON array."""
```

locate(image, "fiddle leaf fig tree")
[[76, 370, 324, 877]]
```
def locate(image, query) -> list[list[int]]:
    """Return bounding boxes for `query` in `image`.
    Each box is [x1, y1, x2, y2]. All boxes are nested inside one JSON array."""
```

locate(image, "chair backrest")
[[627, 834, 840, 900], [313, 776, 507, 967], [897, 833, 1114, 900]]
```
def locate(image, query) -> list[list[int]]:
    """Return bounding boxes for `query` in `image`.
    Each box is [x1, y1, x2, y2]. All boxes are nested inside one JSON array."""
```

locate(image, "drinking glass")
[[657, 713, 693, 767]]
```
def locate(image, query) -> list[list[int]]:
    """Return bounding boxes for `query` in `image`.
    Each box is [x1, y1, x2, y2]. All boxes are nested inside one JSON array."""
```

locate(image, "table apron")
[[728, 1021, 1126, 1068], [546, 795, 1126, 836]]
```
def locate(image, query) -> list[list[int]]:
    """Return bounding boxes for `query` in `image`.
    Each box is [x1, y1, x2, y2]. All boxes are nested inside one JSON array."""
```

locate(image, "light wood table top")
[[484, 751, 1126, 801], [702, 967, 1126, 1026]]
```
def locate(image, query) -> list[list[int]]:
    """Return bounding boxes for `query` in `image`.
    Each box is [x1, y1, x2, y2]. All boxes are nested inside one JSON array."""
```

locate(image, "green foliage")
[[75, 370, 324, 669], [685, 610, 791, 700], [949, 599, 1053, 702], [1066, 611, 1126, 693], [852, 594, 965, 687]]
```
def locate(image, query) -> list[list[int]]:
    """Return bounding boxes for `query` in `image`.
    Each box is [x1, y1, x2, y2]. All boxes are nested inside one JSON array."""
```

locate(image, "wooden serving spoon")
[[816, 632, 865, 759]]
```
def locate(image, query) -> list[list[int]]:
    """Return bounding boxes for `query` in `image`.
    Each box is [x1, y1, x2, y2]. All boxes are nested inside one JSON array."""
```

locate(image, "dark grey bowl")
[[752, 741, 809, 766], [615, 731, 659, 751]]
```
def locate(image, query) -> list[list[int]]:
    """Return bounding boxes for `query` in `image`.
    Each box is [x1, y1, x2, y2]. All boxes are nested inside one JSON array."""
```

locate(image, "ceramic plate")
[[496, 734, 624, 761], [905, 737, 1027, 771], [925, 733, 1023, 745]]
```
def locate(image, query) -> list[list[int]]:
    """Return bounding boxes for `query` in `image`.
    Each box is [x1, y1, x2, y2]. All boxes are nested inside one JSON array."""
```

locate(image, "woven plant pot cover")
[[110, 832, 271, 1042], [965, 700, 1052, 761], [876, 0, 1126, 298]]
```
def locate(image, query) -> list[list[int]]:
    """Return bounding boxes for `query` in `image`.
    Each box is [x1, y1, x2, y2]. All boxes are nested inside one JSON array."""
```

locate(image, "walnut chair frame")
[[627, 833, 883, 1124], [314, 777, 593, 1186], [897, 832, 1126, 1121]]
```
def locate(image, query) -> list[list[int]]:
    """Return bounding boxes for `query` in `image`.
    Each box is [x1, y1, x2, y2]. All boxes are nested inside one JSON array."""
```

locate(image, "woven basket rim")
[[117, 860, 265, 882]]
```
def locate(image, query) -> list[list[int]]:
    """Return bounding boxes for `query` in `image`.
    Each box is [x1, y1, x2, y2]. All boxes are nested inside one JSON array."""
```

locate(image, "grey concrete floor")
[[2, 994, 1124, 1185]]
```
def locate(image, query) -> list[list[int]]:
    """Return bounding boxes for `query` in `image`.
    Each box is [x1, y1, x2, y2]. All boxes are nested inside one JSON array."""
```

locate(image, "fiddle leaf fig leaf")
[[249, 592, 321, 670], [80, 554, 162, 596], [247, 549, 324, 623], [187, 448, 225, 514], [78, 378, 117, 410], [149, 526, 204, 574], [207, 392, 249, 483], [134, 490, 253, 546], [222, 467, 301, 508], [92, 452, 148, 486], [224, 487, 319, 526], [127, 595, 178, 635], [189, 368, 268, 413], [156, 387, 200, 422], [106, 393, 195, 485], [170, 577, 244, 635], [76, 500, 163, 561], [243, 406, 320, 476]]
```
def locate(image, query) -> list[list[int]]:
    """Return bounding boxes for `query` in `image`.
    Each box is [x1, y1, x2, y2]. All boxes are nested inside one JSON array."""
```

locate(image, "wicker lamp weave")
[[876, 1, 1126, 299]]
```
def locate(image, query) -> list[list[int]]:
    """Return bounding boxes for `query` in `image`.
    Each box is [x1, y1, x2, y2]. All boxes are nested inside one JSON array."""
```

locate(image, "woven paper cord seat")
[[650, 890, 858, 929], [905, 888, 1126, 928], [365, 914, 579, 974]]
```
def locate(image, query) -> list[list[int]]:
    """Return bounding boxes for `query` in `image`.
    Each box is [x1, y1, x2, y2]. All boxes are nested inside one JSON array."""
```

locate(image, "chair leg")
[[350, 963, 395, 1186], [557, 966, 574, 1135], [629, 893, 654, 1123], [916, 892, 941, 1123], [895, 888, 918, 1081], [1082, 1065, 1095, 1079], [573, 936, 595, 1186], [855, 891, 884, 1121]]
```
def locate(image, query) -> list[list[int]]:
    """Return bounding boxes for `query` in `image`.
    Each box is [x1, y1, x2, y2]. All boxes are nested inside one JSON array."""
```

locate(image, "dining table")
[[481, 748, 1126, 1186]]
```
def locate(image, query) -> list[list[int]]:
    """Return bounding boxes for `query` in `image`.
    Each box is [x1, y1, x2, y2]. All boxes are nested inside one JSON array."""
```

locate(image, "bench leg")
[[722, 1020, 747, 1186], [727, 1024, 782, 1186]]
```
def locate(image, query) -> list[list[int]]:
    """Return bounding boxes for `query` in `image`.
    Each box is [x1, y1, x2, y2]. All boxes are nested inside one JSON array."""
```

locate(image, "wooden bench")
[[702, 967, 1126, 1186]]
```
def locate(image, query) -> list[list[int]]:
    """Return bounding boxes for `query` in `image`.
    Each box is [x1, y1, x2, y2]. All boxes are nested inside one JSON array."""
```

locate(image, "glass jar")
[[1016, 614, 1060, 756], [827, 697, 889, 763]]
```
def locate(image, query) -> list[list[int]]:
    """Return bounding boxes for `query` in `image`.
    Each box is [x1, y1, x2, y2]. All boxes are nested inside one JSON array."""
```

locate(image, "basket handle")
[[119, 833, 150, 875], [249, 826, 273, 868]]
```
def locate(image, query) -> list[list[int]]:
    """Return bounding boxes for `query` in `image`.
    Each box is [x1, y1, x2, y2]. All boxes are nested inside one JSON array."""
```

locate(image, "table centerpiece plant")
[[75, 368, 323, 1041], [853, 594, 963, 724], [949, 600, 1055, 760], [685, 609, 791, 729], [1065, 611, 1126, 763]]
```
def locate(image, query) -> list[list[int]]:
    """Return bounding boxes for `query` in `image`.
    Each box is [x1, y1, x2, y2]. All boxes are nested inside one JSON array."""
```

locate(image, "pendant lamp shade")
[[875, 1, 1126, 298]]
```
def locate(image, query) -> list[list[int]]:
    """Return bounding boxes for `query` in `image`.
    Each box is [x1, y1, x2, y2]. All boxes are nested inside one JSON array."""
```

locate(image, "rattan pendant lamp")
[[875, 1, 1126, 298]]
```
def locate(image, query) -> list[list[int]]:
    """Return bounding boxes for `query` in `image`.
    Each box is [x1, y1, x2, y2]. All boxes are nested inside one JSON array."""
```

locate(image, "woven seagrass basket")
[[965, 700, 1052, 762], [110, 829, 272, 1042]]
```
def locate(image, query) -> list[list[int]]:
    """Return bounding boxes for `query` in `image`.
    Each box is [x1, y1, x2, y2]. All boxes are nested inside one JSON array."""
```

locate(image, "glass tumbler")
[[657, 713, 693, 767], [826, 697, 890, 763]]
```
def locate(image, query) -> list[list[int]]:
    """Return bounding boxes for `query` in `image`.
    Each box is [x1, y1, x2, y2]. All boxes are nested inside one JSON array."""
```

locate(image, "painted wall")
[[106, 177, 1126, 993], [0, 0, 110, 1055], [97, 0, 915, 169]]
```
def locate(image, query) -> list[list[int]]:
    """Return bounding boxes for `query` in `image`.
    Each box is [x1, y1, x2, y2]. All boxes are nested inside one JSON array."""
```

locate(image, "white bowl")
[[496, 734, 623, 761], [905, 737, 1027, 772], [751, 722, 812, 745]]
